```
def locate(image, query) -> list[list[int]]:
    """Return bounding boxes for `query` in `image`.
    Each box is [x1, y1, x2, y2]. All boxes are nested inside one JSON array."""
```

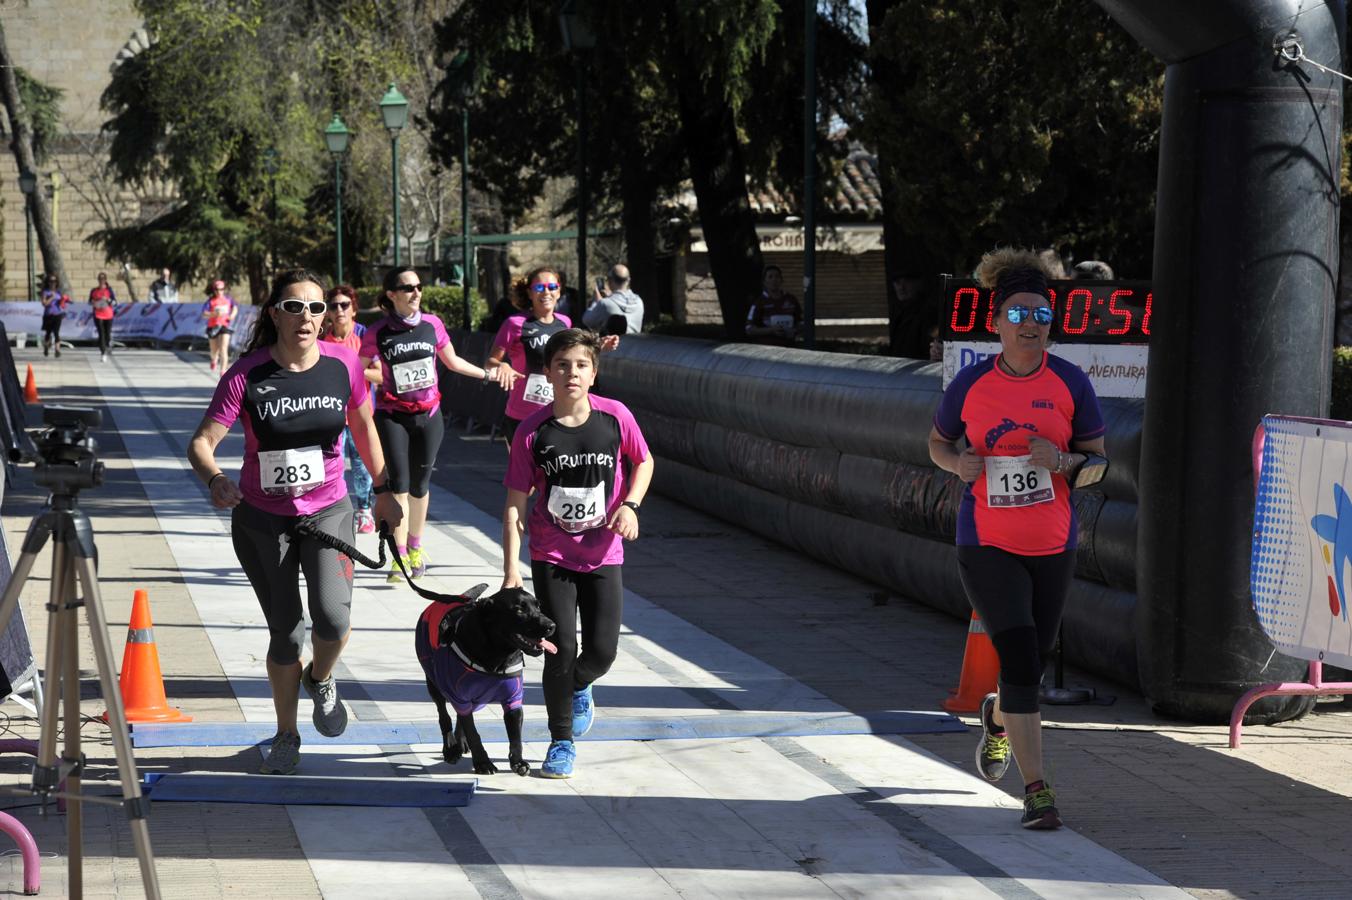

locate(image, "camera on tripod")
[[10, 405, 104, 492]]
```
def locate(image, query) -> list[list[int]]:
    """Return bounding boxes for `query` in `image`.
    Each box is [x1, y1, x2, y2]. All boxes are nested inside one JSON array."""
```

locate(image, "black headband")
[[993, 268, 1050, 305]]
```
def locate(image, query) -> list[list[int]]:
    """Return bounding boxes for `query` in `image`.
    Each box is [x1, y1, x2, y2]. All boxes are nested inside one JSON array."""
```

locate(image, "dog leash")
[[292, 518, 487, 606]]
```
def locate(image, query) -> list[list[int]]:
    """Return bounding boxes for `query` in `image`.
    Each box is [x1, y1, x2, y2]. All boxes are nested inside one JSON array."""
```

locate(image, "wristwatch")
[[621, 500, 641, 513], [373, 482, 392, 495]]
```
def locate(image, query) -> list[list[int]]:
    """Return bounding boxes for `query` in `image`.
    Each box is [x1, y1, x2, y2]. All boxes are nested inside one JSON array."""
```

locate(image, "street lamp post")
[[18, 169, 36, 303], [461, 106, 472, 328], [324, 115, 351, 284], [448, 49, 475, 329], [559, 1, 597, 296], [802, 0, 818, 350], [263, 147, 280, 276], [379, 83, 409, 268]]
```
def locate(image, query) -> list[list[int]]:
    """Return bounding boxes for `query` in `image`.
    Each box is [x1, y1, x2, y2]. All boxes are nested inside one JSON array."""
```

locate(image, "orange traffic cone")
[[105, 589, 191, 723], [23, 365, 38, 404], [942, 611, 1000, 713]]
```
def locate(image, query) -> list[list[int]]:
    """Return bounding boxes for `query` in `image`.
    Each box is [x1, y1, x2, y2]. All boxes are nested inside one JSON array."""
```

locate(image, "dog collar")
[[450, 640, 524, 675]]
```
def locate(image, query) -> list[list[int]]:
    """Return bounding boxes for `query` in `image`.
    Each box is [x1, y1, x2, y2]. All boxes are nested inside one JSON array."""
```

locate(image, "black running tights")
[[531, 562, 624, 741]]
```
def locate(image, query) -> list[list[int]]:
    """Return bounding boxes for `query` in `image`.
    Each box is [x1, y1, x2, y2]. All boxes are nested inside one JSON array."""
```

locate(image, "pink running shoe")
[[356, 509, 375, 535]]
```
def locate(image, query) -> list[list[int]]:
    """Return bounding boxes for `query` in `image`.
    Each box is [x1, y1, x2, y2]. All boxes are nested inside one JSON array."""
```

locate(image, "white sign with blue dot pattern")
[[1252, 415, 1352, 667]]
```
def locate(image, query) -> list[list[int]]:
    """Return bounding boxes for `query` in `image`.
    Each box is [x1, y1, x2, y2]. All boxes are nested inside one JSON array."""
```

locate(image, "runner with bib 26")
[[927, 247, 1107, 831], [361, 266, 515, 581], [488, 266, 619, 449]]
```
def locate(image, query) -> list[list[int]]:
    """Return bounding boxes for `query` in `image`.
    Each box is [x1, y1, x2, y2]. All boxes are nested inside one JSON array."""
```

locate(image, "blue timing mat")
[[131, 710, 965, 748], [142, 772, 476, 807]]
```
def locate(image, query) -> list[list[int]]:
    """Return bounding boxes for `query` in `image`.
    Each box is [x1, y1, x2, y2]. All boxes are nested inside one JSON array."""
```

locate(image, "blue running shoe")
[[571, 685, 595, 737], [541, 740, 576, 778]]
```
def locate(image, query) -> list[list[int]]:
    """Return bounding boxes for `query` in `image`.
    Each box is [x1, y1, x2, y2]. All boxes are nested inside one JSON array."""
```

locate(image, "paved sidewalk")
[[0, 347, 1346, 897]]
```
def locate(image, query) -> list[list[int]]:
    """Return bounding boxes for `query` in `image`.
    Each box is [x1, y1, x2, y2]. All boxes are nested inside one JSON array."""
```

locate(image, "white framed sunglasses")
[[277, 298, 327, 316]]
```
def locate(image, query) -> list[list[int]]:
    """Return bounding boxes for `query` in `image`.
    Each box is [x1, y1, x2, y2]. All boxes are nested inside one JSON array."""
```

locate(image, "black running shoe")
[[975, 693, 1012, 782], [1021, 781, 1063, 830]]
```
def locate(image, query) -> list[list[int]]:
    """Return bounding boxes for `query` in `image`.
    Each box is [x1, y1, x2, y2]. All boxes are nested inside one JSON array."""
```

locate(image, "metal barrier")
[[592, 335, 1144, 690], [434, 330, 1147, 689], [442, 330, 508, 433]]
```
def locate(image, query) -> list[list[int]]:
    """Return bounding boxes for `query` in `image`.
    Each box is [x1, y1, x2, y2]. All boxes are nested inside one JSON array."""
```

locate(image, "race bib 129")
[[392, 358, 436, 394]]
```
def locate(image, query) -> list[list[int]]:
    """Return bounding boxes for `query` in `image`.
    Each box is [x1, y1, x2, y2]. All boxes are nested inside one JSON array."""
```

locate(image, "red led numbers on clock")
[[1106, 290, 1133, 336], [950, 287, 979, 333], [942, 279, 1152, 344], [1061, 288, 1092, 335]]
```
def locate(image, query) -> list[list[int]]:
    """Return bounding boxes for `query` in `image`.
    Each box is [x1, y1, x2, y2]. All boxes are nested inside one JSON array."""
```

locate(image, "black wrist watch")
[[621, 500, 640, 513], [373, 482, 392, 495]]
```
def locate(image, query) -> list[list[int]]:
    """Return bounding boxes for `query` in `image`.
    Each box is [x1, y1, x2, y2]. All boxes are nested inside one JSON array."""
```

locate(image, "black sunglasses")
[[277, 299, 327, 316], [327, 300, 353, 311], [392, 283, 422, 294]]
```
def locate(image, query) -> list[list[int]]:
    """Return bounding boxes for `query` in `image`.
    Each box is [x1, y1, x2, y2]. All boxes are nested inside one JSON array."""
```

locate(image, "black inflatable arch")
[[1096, 0, 1345, 720]]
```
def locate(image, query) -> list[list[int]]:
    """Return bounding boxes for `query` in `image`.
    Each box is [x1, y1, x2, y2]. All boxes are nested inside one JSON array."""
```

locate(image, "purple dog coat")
[[415, 599, 525, 716]]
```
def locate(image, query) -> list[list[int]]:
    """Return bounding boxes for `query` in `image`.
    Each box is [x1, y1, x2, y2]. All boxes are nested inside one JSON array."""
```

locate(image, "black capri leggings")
[[531, 562, 624, 741], [41, 315, 63, 344], [95, 319, 113, 355], [374, 408, 444, 497], [232, 496, 355, 665], [956, 545, 1076, 715]]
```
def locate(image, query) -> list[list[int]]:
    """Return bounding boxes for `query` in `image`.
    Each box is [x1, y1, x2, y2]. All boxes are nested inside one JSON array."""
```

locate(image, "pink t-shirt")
[[206, 343, 369, 516], [492, 313, 571, 421], [89, 285, 116, 320], [359, 313, 451, 414], [505, 394, 649, 572]]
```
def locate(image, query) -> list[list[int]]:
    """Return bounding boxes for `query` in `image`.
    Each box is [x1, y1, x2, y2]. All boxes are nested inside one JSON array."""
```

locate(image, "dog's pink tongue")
[[539, 638, 558, 655]]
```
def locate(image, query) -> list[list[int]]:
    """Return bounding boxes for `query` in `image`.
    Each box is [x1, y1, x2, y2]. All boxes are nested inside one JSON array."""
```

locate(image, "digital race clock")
[[940, 278, 1154, 399], [942, 279, 1153, 344]]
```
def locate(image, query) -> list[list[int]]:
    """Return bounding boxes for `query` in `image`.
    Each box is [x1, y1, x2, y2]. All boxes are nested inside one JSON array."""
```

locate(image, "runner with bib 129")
[[361, 266, 516, 581]]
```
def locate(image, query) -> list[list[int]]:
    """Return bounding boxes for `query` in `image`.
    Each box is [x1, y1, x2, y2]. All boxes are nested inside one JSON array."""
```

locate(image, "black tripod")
[[0, 407, 159, 899]]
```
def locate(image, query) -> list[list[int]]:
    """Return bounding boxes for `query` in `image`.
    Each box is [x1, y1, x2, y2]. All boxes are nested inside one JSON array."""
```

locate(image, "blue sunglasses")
[[1005, 305, 1054, 326], [531, 282, 560, 293]]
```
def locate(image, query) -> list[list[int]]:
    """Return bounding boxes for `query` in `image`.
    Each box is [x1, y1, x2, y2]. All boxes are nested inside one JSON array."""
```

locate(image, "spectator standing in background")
[[584, 264, 645, 336], [149, 268, 179, 303], [1073, 260, 1115, 281], [745, 265, 801, 344]]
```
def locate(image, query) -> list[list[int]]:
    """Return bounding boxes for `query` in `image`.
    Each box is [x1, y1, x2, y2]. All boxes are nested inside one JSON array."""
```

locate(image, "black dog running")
[[416, 587, 556, 775]]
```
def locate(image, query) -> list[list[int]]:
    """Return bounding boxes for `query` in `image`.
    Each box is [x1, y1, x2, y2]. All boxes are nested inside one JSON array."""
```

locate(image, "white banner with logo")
[[1252, 415, 1352, 668], [0, 301, 259, 351], [942, 341, 1148, 399]]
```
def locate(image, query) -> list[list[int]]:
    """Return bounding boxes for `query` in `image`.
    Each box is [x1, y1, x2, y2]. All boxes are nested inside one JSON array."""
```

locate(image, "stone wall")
[[0, 1, 200, 300]]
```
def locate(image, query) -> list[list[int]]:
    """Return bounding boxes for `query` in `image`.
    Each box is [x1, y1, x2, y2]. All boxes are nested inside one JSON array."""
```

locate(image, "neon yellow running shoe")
[[387, 555, 410, 583], [975, 693, 1011, 782], [408, 547, 426, 579], [1021, 781, 1062, 830]]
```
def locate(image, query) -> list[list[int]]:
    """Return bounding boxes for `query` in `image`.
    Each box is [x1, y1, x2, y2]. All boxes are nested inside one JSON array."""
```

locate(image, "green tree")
[[429, 1, 863, 333], [858, 1, 1161, 354], [95, 0, 447, 300]]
